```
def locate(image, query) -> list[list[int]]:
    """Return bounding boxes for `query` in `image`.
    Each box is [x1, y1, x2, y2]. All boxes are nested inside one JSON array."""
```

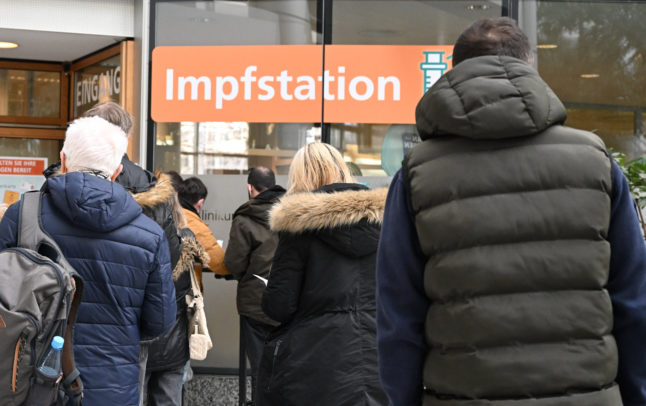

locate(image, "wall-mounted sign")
[[0, 157, 47, 205], [73, 54, 121, 117], [151, 45, 452, 124]]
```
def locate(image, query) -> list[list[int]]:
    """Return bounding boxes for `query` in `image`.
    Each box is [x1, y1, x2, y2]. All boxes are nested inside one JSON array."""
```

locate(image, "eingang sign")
[[151, 45, 452, 124]]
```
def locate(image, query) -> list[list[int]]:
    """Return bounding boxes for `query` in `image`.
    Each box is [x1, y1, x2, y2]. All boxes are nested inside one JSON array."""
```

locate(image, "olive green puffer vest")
[[405, 55, 621, 405]]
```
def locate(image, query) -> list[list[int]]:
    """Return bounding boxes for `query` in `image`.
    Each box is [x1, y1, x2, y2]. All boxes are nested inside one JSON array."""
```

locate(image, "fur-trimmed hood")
[[270, 186, 388, 234], [173, 234, 210, 280], [131, 172, 175, 210]]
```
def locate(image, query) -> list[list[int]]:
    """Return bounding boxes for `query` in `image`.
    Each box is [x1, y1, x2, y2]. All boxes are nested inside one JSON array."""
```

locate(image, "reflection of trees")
[[536, 2, 645, 107]]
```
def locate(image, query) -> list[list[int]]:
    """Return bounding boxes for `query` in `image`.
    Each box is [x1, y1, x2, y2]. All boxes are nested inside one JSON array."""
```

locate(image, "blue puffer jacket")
[[0, 173, 177, 406]]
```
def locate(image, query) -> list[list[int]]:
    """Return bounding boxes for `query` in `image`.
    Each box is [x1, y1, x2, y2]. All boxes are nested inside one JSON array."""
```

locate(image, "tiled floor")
[[183, 375, 252, 406]]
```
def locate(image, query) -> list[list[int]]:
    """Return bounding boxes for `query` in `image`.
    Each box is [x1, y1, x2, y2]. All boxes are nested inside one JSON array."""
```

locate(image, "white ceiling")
[[0, 28, 126, 63]]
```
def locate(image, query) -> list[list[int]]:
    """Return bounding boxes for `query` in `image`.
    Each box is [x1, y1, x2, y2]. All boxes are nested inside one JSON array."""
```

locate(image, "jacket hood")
[[47, 172, 142, 233], [270, 185, 387, 257], [234, 185, 286, 226], [116, 155, 157, 193], [416, 55, 567, 140], [131, 172, 176, 210]]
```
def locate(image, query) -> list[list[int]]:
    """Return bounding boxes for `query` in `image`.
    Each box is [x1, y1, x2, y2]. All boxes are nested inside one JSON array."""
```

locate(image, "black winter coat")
[[224, 185, 285, 326], [146, 229, 210, 371], [257, 183, 389, 406], [118, 156, 182, 270]]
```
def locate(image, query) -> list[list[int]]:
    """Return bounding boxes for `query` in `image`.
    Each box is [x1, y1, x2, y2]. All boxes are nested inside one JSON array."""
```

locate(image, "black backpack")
[[0, 191, 84, 406]]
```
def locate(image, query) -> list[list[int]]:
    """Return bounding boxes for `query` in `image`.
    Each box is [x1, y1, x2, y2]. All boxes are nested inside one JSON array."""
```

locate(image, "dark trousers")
[[240, 315, 275, 402]]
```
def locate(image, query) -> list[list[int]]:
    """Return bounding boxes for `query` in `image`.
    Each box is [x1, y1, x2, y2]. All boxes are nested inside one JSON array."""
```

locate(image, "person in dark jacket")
[[377, 17, 646, 406], [256, 143, 388, 406], [224, 166, 285, 394], [143, 220, 210, 406], [0, 116, 176, 406]]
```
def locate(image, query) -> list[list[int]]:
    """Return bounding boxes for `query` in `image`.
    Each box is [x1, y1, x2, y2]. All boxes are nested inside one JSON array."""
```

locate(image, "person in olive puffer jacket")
[[256, 143, 388, 406], [377, 17, 646, 406]]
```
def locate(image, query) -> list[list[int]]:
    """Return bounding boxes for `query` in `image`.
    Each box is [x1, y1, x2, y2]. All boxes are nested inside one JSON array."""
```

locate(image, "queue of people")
[[2, 15, 646, 406]]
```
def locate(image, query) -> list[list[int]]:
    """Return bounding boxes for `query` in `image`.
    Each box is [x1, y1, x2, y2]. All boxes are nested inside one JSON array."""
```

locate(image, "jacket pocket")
[[0, 309, 40, 405]]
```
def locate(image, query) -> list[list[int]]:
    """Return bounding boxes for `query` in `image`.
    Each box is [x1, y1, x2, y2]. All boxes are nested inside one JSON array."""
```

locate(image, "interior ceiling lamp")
[[537, 44, 558, 49], [466, 4, 490, 11], [0, 41, 19, 49], [580, 73, 600, 79]]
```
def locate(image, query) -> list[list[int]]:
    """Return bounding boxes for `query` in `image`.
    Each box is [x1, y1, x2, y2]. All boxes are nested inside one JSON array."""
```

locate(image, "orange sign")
[[0, 157, 46, 176], [151, 45, 452, 124]]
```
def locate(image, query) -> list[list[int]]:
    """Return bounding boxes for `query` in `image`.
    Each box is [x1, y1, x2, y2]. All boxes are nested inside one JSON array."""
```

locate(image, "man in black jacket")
[[224, 167, 285, 391]]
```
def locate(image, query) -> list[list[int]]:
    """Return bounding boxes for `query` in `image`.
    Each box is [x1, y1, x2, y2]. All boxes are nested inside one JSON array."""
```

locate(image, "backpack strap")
[[19, 190, 85, 403]]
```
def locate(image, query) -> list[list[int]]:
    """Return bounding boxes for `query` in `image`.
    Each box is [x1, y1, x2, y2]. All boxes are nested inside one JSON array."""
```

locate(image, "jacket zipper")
[[266, 339, 283, 391]]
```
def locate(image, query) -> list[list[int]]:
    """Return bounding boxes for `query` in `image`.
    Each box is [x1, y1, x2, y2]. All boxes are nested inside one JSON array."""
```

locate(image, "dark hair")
[[453, 17, 532, 66], [248, 166, 276, 192], [166, 171, 183, 193], [83, 101, 133, 135], [180, 177, 208, 205]]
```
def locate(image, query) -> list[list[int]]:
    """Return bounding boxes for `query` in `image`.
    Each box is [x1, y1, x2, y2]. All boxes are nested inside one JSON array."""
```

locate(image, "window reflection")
[[0, 69, 60, 118]]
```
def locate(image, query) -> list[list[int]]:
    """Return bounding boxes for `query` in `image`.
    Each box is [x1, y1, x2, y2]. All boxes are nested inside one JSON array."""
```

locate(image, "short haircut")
[[62, 116, 127, 177], [83, 101, 133, 136], [453, 17, 533, 66], [287, 143, 355, 194], [166, 171, 184, 193], [248, 166, 276, 192], [180, 177, 208, 205]]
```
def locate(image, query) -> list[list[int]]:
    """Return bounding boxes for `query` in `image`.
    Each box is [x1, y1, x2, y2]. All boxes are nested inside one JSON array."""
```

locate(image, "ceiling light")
[[580, 73, 600, 79], [537, 44, 558, 49], [466, 4, 490, 11], [0, 41, 18, 49]]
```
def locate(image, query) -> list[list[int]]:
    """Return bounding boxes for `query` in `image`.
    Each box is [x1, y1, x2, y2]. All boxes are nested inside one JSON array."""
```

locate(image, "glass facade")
[[150, 0, 646, 371], [0, 69, 61, 118], [533, 0, 646, 158], [154, 1, 319, 175]]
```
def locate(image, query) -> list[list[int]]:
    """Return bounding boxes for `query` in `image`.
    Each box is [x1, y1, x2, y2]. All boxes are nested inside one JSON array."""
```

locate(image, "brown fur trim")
[[269, 188, 388, 233], [173, 236, 211, 280], [131, 172, 175, 209]]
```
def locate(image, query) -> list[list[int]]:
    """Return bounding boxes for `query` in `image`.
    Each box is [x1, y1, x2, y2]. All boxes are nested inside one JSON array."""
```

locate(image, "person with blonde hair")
[[256, 142, 388, 406]]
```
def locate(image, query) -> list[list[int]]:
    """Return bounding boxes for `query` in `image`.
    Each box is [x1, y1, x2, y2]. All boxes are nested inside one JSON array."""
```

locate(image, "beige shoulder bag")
[[186, 267, 213, 360]]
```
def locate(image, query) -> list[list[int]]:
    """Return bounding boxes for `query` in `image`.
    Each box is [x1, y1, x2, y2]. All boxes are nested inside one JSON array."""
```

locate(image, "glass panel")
[[73, 54, 121, 118], [0, 69, 61, 118], [533, 1, 646, 157], [0, 138, 61, 163], [153, 0, 319, 175], [328, 0, 503, 175], [153, 0, 318, 371]]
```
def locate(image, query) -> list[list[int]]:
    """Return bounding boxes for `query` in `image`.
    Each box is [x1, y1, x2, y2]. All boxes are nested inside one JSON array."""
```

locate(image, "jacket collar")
[[269, 186, 388, 233]]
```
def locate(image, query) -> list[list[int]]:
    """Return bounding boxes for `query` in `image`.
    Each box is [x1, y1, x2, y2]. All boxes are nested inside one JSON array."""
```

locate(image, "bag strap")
[[18, 191, 54, 251], [188, 264, 202, 302], [19, 191, 84, 401], [18, 191, 74, 270]]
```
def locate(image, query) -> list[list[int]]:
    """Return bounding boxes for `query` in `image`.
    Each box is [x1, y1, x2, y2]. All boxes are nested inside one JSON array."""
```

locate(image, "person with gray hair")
[[377, 16, 646, 406], [0, 116, 177, 406]]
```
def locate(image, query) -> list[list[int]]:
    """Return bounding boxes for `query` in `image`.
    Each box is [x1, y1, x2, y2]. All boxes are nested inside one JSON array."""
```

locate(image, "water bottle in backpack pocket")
[[24, 336, 65, 406]]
